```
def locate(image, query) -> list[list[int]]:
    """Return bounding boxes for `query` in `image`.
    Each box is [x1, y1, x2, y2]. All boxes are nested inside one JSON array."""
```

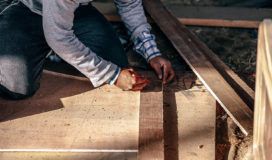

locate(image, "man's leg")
[[0, 1, 50, 99], [73, 4, 129, 68]]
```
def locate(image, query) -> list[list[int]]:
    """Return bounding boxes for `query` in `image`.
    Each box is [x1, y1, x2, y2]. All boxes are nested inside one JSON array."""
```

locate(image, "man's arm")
[[114, 0, 161, 61], [114, 0, 175, 83], [43, 0, 120, 87]]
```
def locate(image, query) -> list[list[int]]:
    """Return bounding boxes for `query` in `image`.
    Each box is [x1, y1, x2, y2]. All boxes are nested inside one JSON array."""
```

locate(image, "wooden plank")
[[0, 152, 137, 160], [138, 72, 164, 160], [143, 0, 253, 136], [174, 75, 216, 160], [0, 71, 140, 159], [168, 5, 272, 21], [92, 2, 272, 28], [253, 19, 272, 160], [168, 5, 271, 28], [180, 22, 255, 109]]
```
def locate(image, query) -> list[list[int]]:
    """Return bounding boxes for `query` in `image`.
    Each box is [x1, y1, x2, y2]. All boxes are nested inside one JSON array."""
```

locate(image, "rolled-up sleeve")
[[114, 0, 162, 61], [43, 0, 120, 87]]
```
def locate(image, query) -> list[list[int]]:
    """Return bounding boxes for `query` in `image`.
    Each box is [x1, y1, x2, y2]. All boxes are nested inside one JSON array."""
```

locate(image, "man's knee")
[[0, 56, 38, 99], [0, 85, 36, 100], [0, 79, 38, 100]]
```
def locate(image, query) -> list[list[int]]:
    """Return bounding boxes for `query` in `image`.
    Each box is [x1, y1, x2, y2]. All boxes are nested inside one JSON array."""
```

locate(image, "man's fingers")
[[163, 64, 170, 84], [153, 63, 163, 79], [131, 71, 144, 79], [128, 68, 134, 72], [135, 77, 150, 85], [166, 69, 175, 83], [131, 82, 149, 91]]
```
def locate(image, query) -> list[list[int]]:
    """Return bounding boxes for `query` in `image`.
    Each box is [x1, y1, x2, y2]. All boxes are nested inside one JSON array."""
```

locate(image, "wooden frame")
[[253, 19, 272, 160]]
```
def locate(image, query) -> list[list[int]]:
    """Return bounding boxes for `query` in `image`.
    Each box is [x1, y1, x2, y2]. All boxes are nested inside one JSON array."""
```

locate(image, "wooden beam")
[[93, 2, 272, 28], [143, 0, 253, 136], [183, 24, 255, 109], [138, 72, 164, 159], [253, 19, 272, 160], [168, 5, 271, 28]]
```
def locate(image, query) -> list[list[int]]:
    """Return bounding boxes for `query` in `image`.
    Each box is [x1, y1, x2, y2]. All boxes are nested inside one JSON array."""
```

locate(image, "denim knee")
[[0, 56, 38, 99]]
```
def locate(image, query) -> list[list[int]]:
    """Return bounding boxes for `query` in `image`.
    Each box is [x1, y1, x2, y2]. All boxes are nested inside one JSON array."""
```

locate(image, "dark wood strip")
[[138, 72, 164, 160]]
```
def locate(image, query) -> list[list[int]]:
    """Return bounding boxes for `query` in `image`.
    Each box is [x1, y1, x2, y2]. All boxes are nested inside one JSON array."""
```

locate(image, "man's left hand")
[[149, 56, 175, 84]]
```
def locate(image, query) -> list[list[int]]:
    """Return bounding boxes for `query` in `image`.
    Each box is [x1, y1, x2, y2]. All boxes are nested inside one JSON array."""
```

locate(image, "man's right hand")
[[114, 69, 150, 91]]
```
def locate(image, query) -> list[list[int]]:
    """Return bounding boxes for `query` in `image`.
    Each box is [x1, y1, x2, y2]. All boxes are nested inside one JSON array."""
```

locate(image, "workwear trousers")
[[0, 1, 128, 99]]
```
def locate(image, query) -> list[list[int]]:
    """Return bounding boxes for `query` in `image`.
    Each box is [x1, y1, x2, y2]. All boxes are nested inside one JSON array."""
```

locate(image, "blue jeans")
[[0, 1, 128, 99]]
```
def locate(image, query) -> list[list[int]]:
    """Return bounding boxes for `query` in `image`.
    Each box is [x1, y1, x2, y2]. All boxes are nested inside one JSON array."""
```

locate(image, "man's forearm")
[[114, 0, 162, 62]]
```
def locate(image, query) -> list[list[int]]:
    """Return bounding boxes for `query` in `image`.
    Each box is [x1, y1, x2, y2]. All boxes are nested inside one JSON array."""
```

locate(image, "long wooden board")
[[0, 152, 137, 160], [92, 2, 272, 28], [143, 0, 253, 136], [138, 72, 164, 160], [253, 19, 272, 160], [168, 5, 271, 28]]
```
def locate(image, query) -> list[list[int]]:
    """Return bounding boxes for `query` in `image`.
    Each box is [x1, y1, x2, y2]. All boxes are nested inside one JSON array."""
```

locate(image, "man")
[[0, 0, 175, 100]]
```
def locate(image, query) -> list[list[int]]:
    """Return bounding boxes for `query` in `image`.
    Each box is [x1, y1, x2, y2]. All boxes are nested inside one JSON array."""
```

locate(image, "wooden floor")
[[0, 71, 216, 160]]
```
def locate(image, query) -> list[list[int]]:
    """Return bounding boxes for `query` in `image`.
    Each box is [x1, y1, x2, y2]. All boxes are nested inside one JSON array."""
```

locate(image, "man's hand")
[[149, 56, 175, 84], [115, 69, 150, 91]]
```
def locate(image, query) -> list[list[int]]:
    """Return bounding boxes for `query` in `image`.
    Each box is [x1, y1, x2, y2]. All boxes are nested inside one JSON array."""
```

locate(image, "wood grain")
[[0, 152, 137, 160], [253, 19, 272, 160], [138, 72, 164, 160], [164, 73, 216, 160], [143, 0, 253, 136], [177, 77, 215, 160], [0, 71, 139, 155]]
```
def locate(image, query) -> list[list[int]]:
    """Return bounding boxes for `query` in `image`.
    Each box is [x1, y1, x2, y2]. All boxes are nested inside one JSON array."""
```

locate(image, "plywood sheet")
[[164, 73, 215, 160], [177, 81, 215, 159], [0, 71, 140, 151]]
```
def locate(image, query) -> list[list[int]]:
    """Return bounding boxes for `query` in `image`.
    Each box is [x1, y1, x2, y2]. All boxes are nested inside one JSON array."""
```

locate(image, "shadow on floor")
[[0, 71, 93, 122]]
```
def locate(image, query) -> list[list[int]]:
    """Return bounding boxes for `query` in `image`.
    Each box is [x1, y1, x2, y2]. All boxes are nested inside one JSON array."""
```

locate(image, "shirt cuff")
[[133, 31, 162, 62], [147, 52, 162, 62], [107, 67, 121, 85]]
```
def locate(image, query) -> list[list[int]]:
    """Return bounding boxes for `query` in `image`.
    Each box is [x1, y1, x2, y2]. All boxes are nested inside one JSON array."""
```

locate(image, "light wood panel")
[[164, 73, 216, 160], [253, 19, 272, 160], [177, 79, 215, 159], [143, 0, 253, 136], [0, 71, 140, 159]]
